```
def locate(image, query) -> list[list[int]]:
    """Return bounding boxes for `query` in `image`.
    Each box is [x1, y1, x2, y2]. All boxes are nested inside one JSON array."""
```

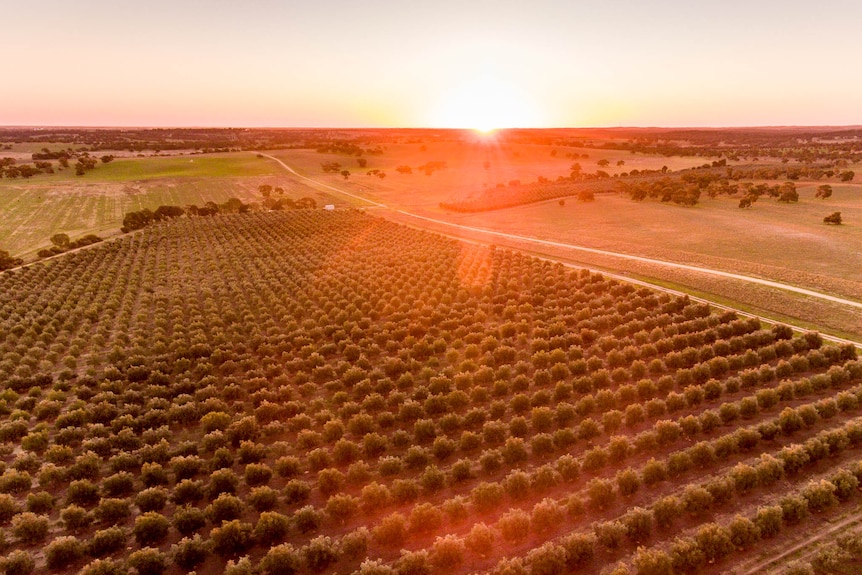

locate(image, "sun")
[[432, 74, 541, 132]]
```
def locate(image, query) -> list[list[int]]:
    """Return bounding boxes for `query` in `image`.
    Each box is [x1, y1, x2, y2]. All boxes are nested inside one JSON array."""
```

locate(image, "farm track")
[[734, 504, 862, 574], [260, 153, 862, 350]]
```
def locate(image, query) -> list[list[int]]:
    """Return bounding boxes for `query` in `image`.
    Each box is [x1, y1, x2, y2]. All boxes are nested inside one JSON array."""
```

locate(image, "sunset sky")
[[3, 0, 861, 128]]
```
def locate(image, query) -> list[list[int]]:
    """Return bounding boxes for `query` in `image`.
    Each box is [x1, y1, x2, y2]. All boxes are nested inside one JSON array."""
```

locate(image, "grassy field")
[[0, 153, 326, 258], [268, 140, 709, 210]]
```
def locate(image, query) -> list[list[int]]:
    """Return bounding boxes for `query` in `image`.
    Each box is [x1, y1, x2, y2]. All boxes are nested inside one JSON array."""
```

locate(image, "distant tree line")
[[316, 142, 383, 156], [0, 158, 54, 179], [122, 196, 319, 233], [37, 233, 103, 259]]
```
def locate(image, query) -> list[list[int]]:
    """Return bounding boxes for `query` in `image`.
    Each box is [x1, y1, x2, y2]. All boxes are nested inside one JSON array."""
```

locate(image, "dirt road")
[[261, 153, 862, 345]]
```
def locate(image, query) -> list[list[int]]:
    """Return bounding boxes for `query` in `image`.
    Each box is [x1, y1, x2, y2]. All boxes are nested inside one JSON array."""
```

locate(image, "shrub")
[[171, 479, 204, 505], [696, 523, 735, 562], [302, 535, 340, 572], [135, 487, 168, 513], [470, 481, 504, 512], [0, 493, 20, 523], [326, 493, 359, 524], [67, 479, 100, 506], [294, 505, 322, 533], [531, 498, 564, 535], [259, 543, 300, 575], [653, 495, 681, 529], [211, 519, 254, 557], [25, 491, 54, 514], [284, 479, 312, 505], [1, 550, 35, 575], [728, 515, 760, 549], [95, 498, 131, 525], [802, 479, 838, 512], [466, 522, 495, 557], [127, 548, 167, 575], [275, 456, 302, 478], [526, 543, 567, 575], [388, 478, 418, 503], [78, 559, 128, 575], [244, 462, 273, 486], [623, 507, 654, 544], [443, 496, 469, 523], [373, 513, 407, 546], [317, 468, 344, 497], [754, 505, 783, 538], [430, 535, 465, 570], [172, 535, 210, 570], [561, 533, 595, 568], [45, 535, 85, 569], [780, 494, 809, 525], [207, 468, 239, 499], [168, 507, 204, 540], [617, 468, 641, 496], [633, 547, 673, 575], [61, 504, 91, 531], [408, 502, 444, 534], [11, 512, 49, 544], [255, 511, 291, 546], [86, 527, 127, 557], [669, 538, 704, 574], [207, 493, 245, 526], [246, 485, 278, 511], [594, 520, 627, 549], [341, 527, 370, 560], [682, 485, 714, 516], [133, 512, 170, 546], [102, 472, 135, 497]]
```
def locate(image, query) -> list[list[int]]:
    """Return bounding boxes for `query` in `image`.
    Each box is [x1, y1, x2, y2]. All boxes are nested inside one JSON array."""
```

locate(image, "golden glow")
[[431, 75, 542, 131]]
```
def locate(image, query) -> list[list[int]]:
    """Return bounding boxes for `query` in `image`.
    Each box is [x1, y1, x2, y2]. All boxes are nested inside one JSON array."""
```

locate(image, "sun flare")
[[432, 74, 541, 131]]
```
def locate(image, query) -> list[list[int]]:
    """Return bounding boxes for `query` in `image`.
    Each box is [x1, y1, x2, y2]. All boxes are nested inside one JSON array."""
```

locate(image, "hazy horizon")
[[3, 0, 861, 129]]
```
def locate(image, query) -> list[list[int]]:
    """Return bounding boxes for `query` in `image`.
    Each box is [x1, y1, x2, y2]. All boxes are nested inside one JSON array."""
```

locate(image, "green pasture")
[[0, 153, 288, 258]]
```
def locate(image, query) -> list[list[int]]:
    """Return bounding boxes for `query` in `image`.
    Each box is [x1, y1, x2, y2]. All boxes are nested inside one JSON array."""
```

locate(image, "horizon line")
[[2, 124, 862, 131]]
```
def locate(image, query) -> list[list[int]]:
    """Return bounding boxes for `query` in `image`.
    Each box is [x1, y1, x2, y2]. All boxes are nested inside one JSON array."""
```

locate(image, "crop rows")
[[0, 210, 858, 575]]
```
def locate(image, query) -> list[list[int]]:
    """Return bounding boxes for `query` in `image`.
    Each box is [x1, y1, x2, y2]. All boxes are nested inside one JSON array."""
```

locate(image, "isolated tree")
[[341, 170, 350, 180], [258, 184, 273, 197], [840, 170, 855, 182], [777, 182, 798, 203], [815, 184, 833, 199], [824, 212, 842, 225], [50, 233, 71, 249], [597, 159, 610, 167]]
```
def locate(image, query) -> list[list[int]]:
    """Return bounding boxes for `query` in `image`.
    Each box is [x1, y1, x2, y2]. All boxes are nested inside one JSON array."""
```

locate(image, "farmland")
[[0, 152, 325, 258], [261, 130, 862, 340], [1, 209, 862, 575]]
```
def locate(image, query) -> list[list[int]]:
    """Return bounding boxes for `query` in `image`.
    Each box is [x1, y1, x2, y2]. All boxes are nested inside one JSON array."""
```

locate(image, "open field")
[[2, 210, 862, 575], [268, 141, 712, 212], [0, 153, 329, 258]]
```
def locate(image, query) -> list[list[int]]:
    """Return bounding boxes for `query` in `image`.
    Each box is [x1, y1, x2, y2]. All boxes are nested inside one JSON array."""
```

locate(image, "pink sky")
[[2, 0, 861, 128]]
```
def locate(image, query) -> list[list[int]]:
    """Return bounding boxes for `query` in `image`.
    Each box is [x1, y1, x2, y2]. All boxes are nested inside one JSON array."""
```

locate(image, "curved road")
[[262, 153, 862, 347]]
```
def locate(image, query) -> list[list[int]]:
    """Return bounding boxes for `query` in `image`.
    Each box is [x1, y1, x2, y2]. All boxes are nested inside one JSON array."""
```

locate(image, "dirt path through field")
[[261, 153, 862, 346], [733, 505, 862, 574]]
